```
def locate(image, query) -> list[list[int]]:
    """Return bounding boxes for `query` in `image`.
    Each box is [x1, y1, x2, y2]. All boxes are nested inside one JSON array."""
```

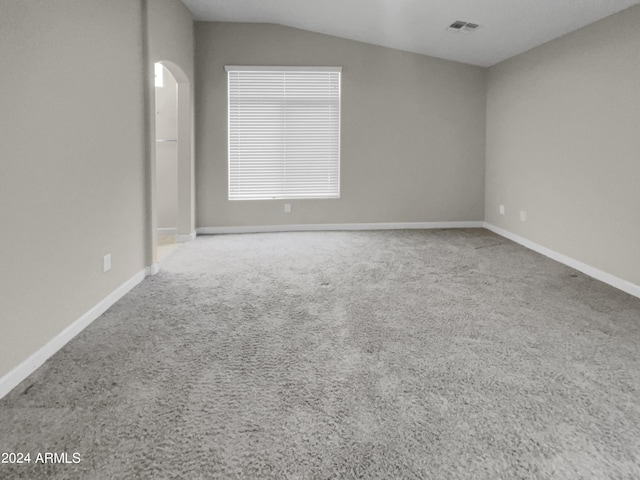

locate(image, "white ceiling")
[[182, 0, 640, 67]]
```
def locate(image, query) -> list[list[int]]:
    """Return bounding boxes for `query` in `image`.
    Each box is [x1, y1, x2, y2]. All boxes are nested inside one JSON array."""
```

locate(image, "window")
[[226, 66, 341, 200]]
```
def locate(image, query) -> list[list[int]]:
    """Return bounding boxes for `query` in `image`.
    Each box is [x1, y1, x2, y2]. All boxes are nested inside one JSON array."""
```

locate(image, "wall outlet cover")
[[499, 205, 505, 215], [103, 254, 112, 272], [284, 203, 291, 213]]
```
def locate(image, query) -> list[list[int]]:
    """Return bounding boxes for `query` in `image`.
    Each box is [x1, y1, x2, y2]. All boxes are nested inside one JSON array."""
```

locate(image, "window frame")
[[226, 65, 342, 201]]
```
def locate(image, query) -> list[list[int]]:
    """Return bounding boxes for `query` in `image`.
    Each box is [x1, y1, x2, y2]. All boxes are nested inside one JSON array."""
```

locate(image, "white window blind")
[[227, 66, 341, 200]]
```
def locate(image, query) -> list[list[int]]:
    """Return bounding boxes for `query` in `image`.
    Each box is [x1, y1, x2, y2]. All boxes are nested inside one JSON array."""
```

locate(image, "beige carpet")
[[1, 229, 640, 479]]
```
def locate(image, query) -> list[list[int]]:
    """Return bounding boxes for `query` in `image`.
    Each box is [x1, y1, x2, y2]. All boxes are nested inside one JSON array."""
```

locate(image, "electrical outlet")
[[103, 254, 112, 272], [284, 203, 291, 213], [520, 210, 527, 222], [499, 205, 505, 215]]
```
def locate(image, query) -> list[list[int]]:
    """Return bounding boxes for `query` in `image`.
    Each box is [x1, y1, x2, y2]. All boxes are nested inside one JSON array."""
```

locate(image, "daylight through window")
[[227, 66, 341, 200]]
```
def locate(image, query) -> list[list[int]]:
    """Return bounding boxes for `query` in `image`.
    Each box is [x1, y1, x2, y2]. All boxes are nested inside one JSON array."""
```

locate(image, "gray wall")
[[148, 0, 196, 241], [195, 23, 486, 227], [148, 0, 195, 79], [485, 5, 640, 287], [0, 0, 146, 378], [0, 0, 194, 380]]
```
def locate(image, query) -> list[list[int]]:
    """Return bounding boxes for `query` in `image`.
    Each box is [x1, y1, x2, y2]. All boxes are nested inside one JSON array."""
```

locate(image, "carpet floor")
[[1, 229, 640, 479]]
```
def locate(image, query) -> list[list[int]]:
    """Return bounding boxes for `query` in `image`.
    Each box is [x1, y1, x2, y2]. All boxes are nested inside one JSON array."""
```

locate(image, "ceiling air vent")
[[448, 21, 480, 33]]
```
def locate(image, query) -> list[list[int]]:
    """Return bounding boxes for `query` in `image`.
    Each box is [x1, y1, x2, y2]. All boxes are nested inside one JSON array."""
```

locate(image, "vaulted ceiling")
[[182, 0, 640, 66]]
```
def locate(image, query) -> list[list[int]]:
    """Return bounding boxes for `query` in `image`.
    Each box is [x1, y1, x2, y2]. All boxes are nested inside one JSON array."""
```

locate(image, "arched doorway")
[[151, 61, 194, 268]]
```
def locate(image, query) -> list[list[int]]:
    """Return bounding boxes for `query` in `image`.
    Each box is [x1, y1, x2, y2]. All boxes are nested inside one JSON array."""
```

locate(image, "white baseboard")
[[197, 221, 484, 235], [146, 263, 160, 276], [484, 223, 640, 299], [157, 228, 177, 235], [0, 267, 152, 400], [176, 231, 196, 243]]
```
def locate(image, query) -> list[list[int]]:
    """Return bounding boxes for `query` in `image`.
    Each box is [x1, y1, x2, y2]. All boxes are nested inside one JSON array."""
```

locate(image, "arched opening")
[[151, 61, 194, 267]]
